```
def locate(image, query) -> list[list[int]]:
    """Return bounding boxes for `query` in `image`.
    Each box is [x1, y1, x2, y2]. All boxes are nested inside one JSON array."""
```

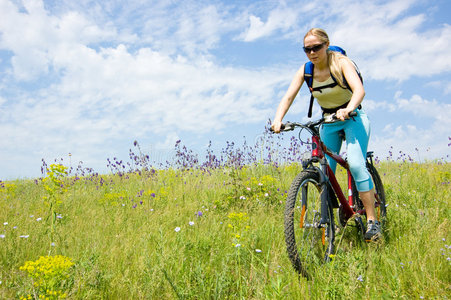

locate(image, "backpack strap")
[[304, 62, 339, 117], [304, 62, 315, 118]]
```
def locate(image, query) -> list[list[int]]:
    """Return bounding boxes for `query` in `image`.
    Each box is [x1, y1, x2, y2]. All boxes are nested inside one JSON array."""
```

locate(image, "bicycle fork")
[[305, 163, 336, 252]]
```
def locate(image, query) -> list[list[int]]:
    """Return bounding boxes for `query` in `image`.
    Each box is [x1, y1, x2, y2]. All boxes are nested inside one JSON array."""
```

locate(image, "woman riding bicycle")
[[271, 28, 380, 241]]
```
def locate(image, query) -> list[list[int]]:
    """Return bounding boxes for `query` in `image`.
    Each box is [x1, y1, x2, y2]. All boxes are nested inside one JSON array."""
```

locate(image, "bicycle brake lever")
[[281, 122, 295, 131]]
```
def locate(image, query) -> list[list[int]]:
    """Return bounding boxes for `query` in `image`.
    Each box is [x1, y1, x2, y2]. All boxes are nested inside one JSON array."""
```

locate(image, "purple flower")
[[196, 211, 203, 217]]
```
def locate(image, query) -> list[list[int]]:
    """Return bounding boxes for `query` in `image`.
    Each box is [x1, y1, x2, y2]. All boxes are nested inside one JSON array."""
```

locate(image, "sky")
[[0, 0, 450, 180]]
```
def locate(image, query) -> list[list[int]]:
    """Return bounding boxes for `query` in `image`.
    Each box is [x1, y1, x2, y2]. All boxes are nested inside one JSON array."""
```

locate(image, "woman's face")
[[304, 34, 329, 65]]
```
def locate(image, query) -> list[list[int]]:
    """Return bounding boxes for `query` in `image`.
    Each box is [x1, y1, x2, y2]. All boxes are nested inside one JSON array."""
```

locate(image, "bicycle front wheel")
[[284, 169, 335, 278]]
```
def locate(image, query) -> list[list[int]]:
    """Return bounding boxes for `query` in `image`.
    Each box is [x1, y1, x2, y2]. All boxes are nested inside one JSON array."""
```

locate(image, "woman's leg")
[[319, 123, 344, 173], [343, 111, 377, 221]]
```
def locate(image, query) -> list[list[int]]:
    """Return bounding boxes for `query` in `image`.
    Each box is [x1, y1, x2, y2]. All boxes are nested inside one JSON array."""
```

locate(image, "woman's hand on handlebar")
[[271, 120, 282, 133], [336, 108, 354, 121]]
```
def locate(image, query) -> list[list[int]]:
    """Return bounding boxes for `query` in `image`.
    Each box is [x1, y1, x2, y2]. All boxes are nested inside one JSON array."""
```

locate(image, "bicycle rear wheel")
[[284, 169, 335, 278]]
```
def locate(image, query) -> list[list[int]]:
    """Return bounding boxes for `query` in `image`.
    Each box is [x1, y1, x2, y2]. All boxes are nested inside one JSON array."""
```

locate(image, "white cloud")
[[240, 4, 301, 42], [326, 0, 451, 81], [0, 0, 292, 178], [370, 91, 450, 161]]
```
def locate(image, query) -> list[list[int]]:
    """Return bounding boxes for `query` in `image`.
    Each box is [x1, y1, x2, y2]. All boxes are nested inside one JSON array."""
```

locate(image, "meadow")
[[0, 138, 450, 299]]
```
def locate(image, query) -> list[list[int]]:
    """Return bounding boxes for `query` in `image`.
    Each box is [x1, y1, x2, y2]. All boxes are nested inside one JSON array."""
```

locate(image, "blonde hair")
[[304, 28, 350, 88]]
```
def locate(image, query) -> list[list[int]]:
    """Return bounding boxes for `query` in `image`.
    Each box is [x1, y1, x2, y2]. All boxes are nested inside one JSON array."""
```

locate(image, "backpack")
[[304, 46, 362, 117]]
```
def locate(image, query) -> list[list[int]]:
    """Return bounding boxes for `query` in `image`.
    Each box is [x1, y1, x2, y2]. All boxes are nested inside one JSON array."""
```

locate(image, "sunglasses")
[[303, 43, 326, 53]]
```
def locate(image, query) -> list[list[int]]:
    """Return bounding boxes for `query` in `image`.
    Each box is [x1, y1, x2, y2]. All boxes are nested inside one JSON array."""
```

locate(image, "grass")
[[0, 159, 450, 299]]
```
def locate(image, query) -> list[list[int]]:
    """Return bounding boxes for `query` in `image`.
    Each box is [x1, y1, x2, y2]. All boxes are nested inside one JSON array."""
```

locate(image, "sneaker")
[[364, 220, 381, 241]]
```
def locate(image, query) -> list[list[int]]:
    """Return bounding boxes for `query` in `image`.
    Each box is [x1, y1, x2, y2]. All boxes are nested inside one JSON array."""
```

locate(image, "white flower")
[[19, 235, 29, 238], [0, 234, 5, 238], [36, 218, 42, 221], [264, 193, 269, 197], [174, 227, 181, 232], [255, 249, 262, 253], [239, 196, 246, 200], [3, 222, 7, 226], [235, 244, 241, 248], [189, 221, 194, 226], [51, 242, 55, 247]]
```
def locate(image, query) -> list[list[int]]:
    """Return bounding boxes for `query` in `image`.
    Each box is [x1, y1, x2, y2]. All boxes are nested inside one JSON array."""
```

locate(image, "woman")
[[271, 28, 380, 241]]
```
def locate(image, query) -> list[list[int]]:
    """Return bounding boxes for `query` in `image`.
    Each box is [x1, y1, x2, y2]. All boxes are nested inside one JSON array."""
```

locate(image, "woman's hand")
[[271, 120, 282, 133], [336, 108, 352, 121]]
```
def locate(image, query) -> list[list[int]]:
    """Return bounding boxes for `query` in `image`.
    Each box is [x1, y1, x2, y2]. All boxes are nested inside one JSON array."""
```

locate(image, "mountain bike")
[[274, 112, 386, 279]]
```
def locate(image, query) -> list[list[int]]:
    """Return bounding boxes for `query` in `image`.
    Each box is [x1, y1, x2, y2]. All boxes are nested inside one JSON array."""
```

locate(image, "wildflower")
[[196, 211, 203, 217], [235, 244, 241, 248], [0, 234, 5, 238], [175, 227, 181, 232], [36, 218, 42, 221], [51, 242, 55, 247], [189, 221, 194, 226], [239, 196, 246, 200], [255, 249, 262, 253], [264, 193, 269, 197], [357, 275, 364, 282], [19, 235, 29, 238], [3, 222, 7, 226]]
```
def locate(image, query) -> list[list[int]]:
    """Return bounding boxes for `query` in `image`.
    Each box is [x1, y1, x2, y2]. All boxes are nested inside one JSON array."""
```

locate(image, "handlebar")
[[270, 111, 358, 133]]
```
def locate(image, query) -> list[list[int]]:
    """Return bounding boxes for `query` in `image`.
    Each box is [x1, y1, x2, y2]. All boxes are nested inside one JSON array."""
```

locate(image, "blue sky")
[[0, 0, 450, 180]]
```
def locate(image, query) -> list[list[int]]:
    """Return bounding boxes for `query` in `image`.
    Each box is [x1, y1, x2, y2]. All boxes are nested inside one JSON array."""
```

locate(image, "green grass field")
[[0, 158, 450, 299]]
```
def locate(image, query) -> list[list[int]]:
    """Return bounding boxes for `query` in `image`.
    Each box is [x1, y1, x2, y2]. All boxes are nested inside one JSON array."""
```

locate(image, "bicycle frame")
[[307, 135, 357, 224]]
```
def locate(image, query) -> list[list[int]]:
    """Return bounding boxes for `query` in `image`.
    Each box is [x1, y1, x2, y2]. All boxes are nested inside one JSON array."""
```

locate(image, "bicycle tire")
[[284, 169, 335, 278], [353, 163, 387, 227]]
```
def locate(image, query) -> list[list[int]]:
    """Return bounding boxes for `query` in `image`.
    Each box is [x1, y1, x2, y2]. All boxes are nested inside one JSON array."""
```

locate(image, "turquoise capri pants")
[[319, 108, 374, 192]]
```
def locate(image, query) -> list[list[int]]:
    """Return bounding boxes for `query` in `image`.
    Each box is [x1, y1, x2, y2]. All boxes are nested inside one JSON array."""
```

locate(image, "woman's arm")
[[336, 57, 365, 121], [272, 65, 305, 132]]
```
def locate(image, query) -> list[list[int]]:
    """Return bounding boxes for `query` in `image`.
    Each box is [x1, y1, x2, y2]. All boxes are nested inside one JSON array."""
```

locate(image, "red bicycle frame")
[[311, 135, 357, 221]]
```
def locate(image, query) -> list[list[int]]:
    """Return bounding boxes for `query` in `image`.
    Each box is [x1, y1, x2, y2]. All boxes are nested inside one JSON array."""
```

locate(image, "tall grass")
[[0, 143, 450, 299]]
